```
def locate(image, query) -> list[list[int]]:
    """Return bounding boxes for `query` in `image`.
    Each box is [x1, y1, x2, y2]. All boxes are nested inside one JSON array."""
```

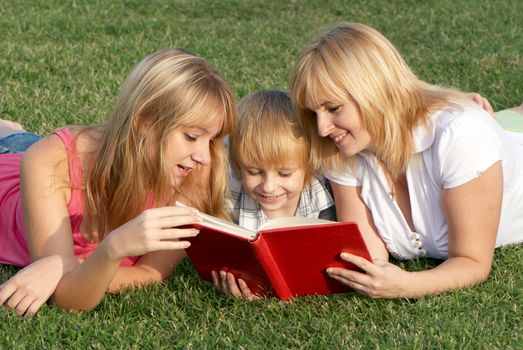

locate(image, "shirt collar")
[[234, 176, 334, 231]]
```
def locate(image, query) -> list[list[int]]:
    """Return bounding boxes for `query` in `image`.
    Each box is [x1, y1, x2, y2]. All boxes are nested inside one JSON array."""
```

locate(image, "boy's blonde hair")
[[83, 48, 236, 241], [290, 22, 469, 178], [229, 89, 312, 185]]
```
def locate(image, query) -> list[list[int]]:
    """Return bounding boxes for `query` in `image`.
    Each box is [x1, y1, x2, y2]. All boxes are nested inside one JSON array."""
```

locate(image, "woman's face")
[[311, 96, 372, 156], [164, 120, 221, 186]]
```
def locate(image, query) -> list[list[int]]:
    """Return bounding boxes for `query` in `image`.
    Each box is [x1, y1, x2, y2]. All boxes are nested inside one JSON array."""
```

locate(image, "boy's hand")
[[211, 270, 260, 301]]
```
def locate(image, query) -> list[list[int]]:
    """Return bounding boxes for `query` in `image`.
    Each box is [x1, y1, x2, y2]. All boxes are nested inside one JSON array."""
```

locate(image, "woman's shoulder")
[[420, 104, 502, 153], [431, 104, 496, 134]]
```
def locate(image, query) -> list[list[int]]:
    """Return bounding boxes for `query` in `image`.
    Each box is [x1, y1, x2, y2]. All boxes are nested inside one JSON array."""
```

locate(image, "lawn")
[[1, 0, 522, 348]]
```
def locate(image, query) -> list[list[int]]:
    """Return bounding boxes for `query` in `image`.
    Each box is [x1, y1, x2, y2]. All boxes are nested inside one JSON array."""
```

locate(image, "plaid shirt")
[[228, 174, 336, 231]]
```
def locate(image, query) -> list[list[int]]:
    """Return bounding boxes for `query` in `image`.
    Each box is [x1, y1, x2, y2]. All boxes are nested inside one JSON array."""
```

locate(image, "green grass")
[[1, 0, 522, 348]]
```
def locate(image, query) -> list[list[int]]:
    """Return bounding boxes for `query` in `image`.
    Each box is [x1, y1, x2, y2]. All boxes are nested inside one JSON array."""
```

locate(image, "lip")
[[176, 164, 193, 177], [256, 193, 285, 202], [331, 131, 348, 145]]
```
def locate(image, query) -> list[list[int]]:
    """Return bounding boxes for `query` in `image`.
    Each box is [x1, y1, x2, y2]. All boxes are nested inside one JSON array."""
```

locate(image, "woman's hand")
[[467, 92, 494, 115], [326, 253, 411, 298], [0, 255, 78, 318], [211, 270, 260, 301], [104, 206, 202, 261]]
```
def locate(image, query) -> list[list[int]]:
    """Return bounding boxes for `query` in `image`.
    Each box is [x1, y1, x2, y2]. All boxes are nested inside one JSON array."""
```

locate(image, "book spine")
[[252, 236, 292, 301]]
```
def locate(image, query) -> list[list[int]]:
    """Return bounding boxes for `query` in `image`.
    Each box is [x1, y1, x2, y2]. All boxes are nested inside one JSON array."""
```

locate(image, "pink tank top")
[[0, 128, 139, 267]]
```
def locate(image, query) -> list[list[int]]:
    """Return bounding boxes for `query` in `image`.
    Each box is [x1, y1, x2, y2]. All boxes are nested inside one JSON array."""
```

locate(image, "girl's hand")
[[0, 255, 77, 318], [211, 270, 260, 301], [104, 206, 202, 261], [326, 253, 411, 298]]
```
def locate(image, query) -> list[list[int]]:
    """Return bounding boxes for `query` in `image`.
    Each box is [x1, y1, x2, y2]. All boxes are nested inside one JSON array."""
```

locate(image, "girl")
[[290, 23, 523, 298], [0, 48, 236, 316]]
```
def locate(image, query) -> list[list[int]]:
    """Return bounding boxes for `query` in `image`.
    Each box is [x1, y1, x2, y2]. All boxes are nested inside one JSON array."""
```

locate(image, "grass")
[[1, 0, 522, 348]]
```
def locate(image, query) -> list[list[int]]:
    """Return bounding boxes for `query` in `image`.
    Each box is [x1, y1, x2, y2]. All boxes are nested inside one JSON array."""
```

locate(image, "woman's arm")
[[326, 162, 502, 297], [329, 181, 389, 261], [19, 134, 199, 311]]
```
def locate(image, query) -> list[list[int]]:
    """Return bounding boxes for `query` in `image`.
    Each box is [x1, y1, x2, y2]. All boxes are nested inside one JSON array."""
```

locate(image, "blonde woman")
[[0, 48, 236, 316], [290, 23, 523, 298]]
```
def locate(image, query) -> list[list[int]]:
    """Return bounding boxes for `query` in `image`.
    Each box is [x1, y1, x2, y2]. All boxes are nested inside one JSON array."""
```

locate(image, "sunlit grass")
[[1, 0, 522, 348]]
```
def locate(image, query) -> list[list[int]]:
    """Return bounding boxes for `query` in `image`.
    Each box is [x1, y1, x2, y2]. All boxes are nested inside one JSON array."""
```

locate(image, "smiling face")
[[241, 163, 306, 219], [311, 97, 372, 157], [165, 120, 221, 187]]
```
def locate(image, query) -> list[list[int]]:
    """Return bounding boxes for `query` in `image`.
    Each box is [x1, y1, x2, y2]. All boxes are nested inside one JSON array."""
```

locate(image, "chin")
[[338, 144, 361, 157], [171, 177, 184, 187]]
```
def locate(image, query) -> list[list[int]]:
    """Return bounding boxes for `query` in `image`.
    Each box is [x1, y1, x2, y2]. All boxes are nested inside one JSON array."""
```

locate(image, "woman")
[[290, 22, 523, 298], [0, 48, 236, 316]]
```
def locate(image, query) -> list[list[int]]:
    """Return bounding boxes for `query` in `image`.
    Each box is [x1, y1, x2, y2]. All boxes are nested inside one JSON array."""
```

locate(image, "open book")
[[177, 202, 371, 301]]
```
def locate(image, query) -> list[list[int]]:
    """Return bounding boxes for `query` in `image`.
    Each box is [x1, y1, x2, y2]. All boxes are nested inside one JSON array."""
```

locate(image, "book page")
[[175, 201, 257, 239], [259, 216, 334, 231]]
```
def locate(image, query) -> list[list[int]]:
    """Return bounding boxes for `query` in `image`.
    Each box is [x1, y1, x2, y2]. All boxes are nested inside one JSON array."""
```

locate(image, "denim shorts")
[[0, 132, 42, 154]]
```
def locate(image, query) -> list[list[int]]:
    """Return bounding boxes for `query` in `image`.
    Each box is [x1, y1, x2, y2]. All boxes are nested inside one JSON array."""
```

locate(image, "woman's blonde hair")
[[83, 48, 236, 241], [290, 22, 469, 178], [229, 89, 313, 185]]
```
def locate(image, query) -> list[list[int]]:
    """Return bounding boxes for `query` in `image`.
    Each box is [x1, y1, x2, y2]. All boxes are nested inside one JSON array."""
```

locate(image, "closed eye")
[[328, 105, 342, 113], [278, 169, 296, 177], [246, 169, 261, 176], [185, 133, 197, 141]]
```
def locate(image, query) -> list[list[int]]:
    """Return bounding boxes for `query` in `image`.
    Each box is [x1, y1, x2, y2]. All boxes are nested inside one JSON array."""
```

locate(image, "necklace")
[[389, 181, 397, 200], [380, 161, 397, 200]]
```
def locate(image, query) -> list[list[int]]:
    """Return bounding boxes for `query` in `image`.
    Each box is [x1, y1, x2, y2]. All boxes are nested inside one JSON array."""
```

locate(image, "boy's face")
[[240, 164, 306, 219]]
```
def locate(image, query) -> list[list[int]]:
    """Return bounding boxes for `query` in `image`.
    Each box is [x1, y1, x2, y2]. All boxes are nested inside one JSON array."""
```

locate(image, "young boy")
[[228, 89, 336, 230], [212, 89, 336, 299]]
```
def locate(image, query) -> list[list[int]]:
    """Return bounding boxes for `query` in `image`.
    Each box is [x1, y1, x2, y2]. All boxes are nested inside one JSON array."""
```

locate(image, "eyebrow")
[[321, 100, 341, 107], [309, 100, 337, 110], [278, 168, 297, 172], [186, 125, 219, 136]]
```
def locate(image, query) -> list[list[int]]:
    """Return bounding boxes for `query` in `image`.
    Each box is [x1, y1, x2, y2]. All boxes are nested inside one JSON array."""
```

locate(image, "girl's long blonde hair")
[[290, 22, 470, 178], [83, 48, 236, 242]]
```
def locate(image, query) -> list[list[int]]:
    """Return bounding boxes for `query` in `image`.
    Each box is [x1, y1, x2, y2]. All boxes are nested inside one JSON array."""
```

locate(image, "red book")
[[184, 211, 372, 301]]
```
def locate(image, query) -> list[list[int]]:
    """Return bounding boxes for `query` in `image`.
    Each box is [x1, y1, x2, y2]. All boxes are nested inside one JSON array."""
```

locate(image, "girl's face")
[[311, 97, 372, 156], [165, 121, 221, 186], [241, 163, 306, 219]]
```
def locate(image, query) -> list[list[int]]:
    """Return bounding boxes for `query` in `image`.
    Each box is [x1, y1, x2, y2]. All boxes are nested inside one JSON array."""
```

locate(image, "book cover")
[[185, 214, 371, 301]]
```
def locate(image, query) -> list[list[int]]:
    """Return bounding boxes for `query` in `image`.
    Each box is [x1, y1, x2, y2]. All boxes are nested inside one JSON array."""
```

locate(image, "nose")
[[261, 173, 276, 193], [192, 142, 211, 166], [316, 111, 334, 137]]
